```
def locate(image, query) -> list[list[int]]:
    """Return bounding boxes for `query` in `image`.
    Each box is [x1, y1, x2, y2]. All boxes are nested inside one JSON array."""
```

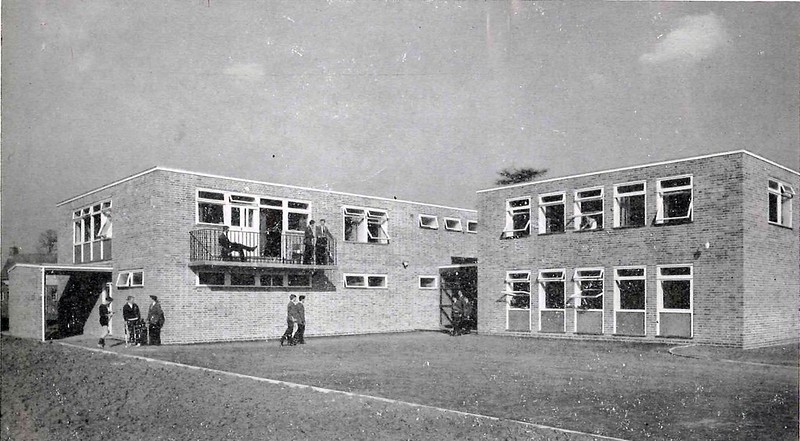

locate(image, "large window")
[[73, 201, 112, 263], [573, 187, 604, 231], [658, 265, 692, 310], [538, 192, 565, 234], [343, 206, 390, 244], [197, 272, 311, 287], [538, 270, 565, 310], [613, 182, 646, 228], [196, 190, 310, 233], [614, 267, 645, 311], [656, 176, 692, 224], [505, 271, 531, 310], [502, 198, 531, 239], [344, 273, 388, 289], [769, 179, 794, 227], [572, 268, 604, 310], [197, 191, 225, 224]]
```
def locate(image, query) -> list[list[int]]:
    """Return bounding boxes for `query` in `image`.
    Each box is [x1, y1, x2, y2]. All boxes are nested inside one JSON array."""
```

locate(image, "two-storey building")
[[476, 150, 799, 348], [8, 167, 477, 344]]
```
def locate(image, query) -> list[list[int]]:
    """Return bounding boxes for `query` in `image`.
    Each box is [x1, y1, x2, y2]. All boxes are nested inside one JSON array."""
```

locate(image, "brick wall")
[[7, 266, 43, 340], [58, 169, 477, 344], [477, 153, 748, 346], [741, 155, 800, 348]]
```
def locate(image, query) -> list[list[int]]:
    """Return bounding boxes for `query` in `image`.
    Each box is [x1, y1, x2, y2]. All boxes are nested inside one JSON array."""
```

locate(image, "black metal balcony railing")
[[190, 229, 336, 265]]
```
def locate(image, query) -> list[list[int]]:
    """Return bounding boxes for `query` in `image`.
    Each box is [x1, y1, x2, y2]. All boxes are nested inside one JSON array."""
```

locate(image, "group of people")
[[450, 290, 473, 336], [303, 219, 333, 265], [98, 293, 165, 348], [280, 294, 306, 346]]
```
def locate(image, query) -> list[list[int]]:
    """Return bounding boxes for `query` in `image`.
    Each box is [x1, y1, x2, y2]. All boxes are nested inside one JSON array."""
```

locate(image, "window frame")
[[573, 187, 604, 231], [656, 264, 693, 312], [538, 269, 566, 312], [613, 181, 647, 228], [197, 271, 226, 287], [444, 217, 463, 232], [116, 269, 144, 288], [505, 270, 531, 311], [343, 273, 388, 289], [571, 268, 604, 311], [72, 200, 112, 263], [418, 214, 439, 230], [768, 179, 794, 228], [196, 189, 312, 233], [613, 266, 646, 312], [502, 197, 531, 239], [466, 220, 477, 233], [418, 276, 438, 289], [538, 192, 566, 234], [343, 205, 390, 244], [656, 175, 693, 224]]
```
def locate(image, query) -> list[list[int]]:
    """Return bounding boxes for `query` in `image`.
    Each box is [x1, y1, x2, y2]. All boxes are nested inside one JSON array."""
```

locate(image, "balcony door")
[[260, 208, 283, 259], [230, 204, 259, 252]]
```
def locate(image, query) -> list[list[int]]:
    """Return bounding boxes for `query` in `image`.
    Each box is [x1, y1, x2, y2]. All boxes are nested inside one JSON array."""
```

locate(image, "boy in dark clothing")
[[294, 295, 306, 344], [122, 296, 141, 347], [147, 295, 165, 345], [280, 294, 299, 346], [98, 294, 113, 348]]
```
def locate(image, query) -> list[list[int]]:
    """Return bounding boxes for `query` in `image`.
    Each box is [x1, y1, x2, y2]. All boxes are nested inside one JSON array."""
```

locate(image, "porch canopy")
[[6, 264, 112, 341]]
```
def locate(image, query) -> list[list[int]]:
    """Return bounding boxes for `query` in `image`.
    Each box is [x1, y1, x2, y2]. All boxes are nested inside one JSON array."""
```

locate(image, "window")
[[116, 270, 143, 288], [419, 215, 439, 229], [502, 198, 531, 239], [572, 268, 604, 310], [419, 276, 438, 289], [538, 270, 565, 310], [287, 274, 312, 287], [197, 191, 225, 224], [658, 265, 692, 310], [656, 176, 692, 223], [466, 220, 477, 233], [198, 272, 225, 286], [505, 271, 531, 310], [230, 273, 255, 286], [444, 218, 463, 232], [769, 179, 794, 227], [538, 192, 565, 234], [573, 188, 604, 230], [615, 267, 645, 311], [260, 274, 284, 287], [614, 182, 646, 228], [343, 206, 390, 244], [344, 273, 387, 289], [73, 201, 112, 263]]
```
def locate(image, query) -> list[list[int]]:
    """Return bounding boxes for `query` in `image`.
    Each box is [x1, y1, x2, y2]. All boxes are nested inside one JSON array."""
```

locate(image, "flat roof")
[[56, 166, 476, 213], [477, 150, 800, 194], [8, 263, 113, 273]]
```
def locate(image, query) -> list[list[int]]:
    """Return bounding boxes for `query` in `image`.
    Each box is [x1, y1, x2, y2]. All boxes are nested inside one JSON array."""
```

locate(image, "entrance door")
[[260, 208, 283, 259]]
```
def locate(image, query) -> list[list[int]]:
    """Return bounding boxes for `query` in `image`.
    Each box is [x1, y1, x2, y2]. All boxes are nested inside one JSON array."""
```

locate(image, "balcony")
[[189, 228, 337, 269]]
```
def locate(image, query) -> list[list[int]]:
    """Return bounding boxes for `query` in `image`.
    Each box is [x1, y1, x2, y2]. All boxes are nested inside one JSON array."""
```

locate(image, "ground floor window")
[[419, 276, 438, 289], [116, 270, 143, 288], [197, 271, 311, 288], [614, 266, 646, 336], [343, 273, 387, 289], [505, 271, 531, 332], [657, 265, 693, 338], [571, 268, 604, 310], [538, 269, 565, 333]]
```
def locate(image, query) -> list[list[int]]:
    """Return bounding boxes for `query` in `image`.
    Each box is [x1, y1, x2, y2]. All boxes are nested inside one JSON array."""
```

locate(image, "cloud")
[[640, 13, 726, 65], [223, 63, 265, 80]]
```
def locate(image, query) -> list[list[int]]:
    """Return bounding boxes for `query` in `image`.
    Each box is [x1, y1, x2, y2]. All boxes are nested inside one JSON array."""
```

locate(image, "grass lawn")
[[90, 332, 798, 440]]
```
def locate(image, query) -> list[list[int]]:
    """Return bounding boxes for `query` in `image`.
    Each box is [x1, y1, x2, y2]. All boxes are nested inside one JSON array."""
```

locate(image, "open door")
[[439, 265, 477, 332]]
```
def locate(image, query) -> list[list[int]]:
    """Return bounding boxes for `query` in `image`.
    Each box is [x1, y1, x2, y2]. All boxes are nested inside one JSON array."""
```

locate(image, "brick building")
[[476, 150, 799, 348], [7, 167, 477, 344]]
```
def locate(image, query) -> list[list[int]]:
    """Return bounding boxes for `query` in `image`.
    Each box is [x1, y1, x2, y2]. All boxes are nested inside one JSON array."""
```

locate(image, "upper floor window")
[[197, 191, 225, 224], [571, 268, 604, 310], [73, 201, 112, 263], [656, 176, 692, 224], [613, 182, 646, 228], [444, 218, 463, 232], [466, 220, 477, 233], [196, 189, 310, 232], [573, 187, 604, 231], [419, 276, 438, 289], [538, 192, 565, 234], [769, 179, 794, 228], [344, 273, 388, 289], [343, 206, 390, 244], [419, 214, 439, 230], [502, 197, 531, 239]]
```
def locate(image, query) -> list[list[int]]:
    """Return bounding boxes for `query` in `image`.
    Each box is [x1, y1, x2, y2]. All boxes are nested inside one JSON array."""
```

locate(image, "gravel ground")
[[1, 336, 608, 441]]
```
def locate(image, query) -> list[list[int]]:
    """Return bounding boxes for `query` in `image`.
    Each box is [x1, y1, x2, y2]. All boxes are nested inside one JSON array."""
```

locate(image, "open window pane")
[[444, 218, 463, 231], [116, 272, 130, 287], [419, 215, 439, 229]]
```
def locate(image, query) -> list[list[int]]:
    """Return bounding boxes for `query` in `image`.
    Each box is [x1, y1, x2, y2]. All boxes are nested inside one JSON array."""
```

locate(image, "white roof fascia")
[[477, 150, 800, 194]]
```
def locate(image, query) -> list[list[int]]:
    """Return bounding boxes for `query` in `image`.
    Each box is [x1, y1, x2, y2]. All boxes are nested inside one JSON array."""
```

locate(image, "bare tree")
[[38, 229, 58, 254], [495, 167, 547, 185]]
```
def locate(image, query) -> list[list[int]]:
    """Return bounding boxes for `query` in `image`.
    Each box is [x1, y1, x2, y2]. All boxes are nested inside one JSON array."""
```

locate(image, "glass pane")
[[781, 198, 792, 226], [617, 268, 644, 277], [769, 193, 779, 222], [662, 280, 690, 309], [231, 207, 241, 227], [617, 183, 644, 194], [199, 203, 224, 224], [512, 212, 530, 231], [199, 191, 225, 200], [619, 194, 645, 227], [578, 281, 603, 309], [509, 199, 529, 208], [544, 205, 565, 233], [287, 212, 308, 231], [511, 281, 530, 293], [288, 201, 308, 209], [230, 273, 255, 286], [199, 272, 225, 285], [619, 280, 644, 310], [345, 276, 365, 287], [540, 271, 563, 280], [420, 216, 438, 228], [509, 292, 530, 309], [131, 272, 143, 286], [576, 269, 602, 278], [577, 189, 602, 199], [467, 221, 477, 232], [420, 277, 436, 288], [288, 274, 310, 287], [661, 177, 691, 188], [663, 191, 691, 219], [344, 216, 362, 241], [260, 274, 284, 287], [83, 218, 91, 242], [541, 194, 563, 203], [544, 282, 564, 309], [580, 200, 603, 213], [768, 180, 779, 190], [367, 276, 386, 288], [74, 221, 82, 243], [260, 198, 282, 206], [230, 195, 255, 203], [661, 266, 691, 276]]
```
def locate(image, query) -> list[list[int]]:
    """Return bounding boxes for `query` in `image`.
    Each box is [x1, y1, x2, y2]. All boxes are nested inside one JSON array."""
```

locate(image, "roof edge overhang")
[[8, 263, 113, 273]]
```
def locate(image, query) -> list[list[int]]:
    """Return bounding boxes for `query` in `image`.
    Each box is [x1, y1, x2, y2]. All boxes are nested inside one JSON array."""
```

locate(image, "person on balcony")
[[315, 219, 333, 265], [218, 226, 256, 262], [303, 220, 316, 264]]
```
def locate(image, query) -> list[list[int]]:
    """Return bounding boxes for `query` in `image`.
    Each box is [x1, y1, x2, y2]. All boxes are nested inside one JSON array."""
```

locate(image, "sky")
[[2, 1, 798, 258]]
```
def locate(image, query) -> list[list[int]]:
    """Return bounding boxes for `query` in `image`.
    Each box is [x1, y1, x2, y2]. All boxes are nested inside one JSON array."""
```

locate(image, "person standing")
[[315, 219, 332, 265], [451, 291, 465, 336], [97, 293, 113, 348], [122, 296, 141, 347], [303, 220, 316, 264], [147, 295, 165, 346], [294, 295, 306, 344], [280, 294, 299, 346]]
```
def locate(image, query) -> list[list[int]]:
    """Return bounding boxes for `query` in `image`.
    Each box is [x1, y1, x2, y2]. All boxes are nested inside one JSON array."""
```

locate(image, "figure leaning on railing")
[[218, 226, 256, 262]]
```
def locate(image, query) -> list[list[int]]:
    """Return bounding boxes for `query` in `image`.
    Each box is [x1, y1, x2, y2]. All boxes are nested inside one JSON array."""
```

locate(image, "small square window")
[[466, 220, 477, 233], [344, 274, 366, 288], [444, 218, 463, 232], [116, 270, 143, 288], [419, 276, 438, 289], [419, 215, 439, 230], [344, 273, 387, 289], [367, 276, 387, 288]]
